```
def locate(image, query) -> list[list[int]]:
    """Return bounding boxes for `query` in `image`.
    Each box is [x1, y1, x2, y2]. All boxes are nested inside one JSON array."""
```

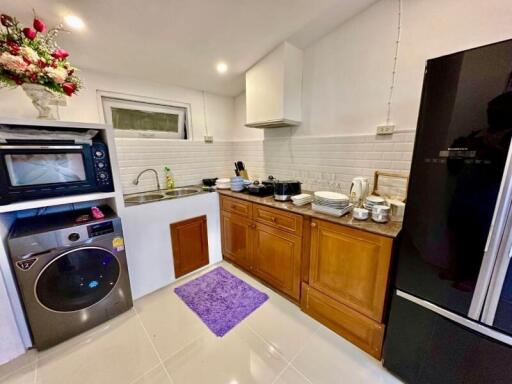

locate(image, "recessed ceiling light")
[[216, 62, 228, 74], [64, 15, 85, 30]]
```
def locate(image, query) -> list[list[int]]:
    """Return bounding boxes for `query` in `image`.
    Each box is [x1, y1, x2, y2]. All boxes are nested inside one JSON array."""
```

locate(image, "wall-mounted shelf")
[[0, 192, 117, 213]]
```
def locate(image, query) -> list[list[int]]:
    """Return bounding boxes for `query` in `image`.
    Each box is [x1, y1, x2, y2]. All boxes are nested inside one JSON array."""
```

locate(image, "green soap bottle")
[[164, 166, 175, 189]]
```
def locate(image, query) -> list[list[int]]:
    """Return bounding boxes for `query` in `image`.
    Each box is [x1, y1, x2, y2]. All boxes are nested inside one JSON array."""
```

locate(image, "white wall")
[[0, 69, 240, 193], [297, 0, 512, 137], [234, 92, 264, 141], [0, 68, 235, 141]]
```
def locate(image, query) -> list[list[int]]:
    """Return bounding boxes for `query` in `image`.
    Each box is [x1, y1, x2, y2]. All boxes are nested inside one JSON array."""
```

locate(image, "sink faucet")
[[133, 168, 161, 191]]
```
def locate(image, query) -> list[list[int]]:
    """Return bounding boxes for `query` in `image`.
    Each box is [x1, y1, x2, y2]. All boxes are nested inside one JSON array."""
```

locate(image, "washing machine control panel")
[[87, 221, 115, 237]]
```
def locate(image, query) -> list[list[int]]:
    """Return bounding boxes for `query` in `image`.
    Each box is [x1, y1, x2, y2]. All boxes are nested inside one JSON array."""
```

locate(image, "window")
[[101, 96, 189, 139]]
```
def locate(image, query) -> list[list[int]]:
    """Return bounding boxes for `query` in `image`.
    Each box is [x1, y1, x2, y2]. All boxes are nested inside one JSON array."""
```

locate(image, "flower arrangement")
[[0, 11, 81, 96]]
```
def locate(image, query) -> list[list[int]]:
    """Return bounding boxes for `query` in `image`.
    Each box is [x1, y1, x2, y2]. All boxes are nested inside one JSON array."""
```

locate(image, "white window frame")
[[97, 90, 193, 140]]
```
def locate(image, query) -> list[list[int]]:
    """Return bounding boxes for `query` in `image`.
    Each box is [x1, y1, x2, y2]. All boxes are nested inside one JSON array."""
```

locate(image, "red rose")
[[52, 48, 69, 60], [7, 41, 20, 55], [0, 14, 13, 27], [29, 73, 38, 83], [10, 75, 23, 85], [37, 59, 46, 69], [33, 18, 46, 33], [62, 82, 76, 96], [23, 28, 37, 40]]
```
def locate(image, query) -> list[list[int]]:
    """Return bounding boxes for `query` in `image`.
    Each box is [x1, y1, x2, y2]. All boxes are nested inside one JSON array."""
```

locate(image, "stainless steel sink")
[[165, 188, 201, 198], [124, 187, 203, 206], [124, 193, 165, 204]]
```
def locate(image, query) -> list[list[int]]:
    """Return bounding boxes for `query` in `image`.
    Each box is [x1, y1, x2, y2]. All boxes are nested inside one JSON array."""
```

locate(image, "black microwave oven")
[[0, 140, 114, 205]]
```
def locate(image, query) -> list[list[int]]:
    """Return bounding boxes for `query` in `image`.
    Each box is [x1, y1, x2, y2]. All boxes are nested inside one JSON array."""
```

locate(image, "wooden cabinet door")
[[252, 223, 302, 300], [171, 215, 209, 278], [309, 219, 393, 322], [221, 211, 253, 270]]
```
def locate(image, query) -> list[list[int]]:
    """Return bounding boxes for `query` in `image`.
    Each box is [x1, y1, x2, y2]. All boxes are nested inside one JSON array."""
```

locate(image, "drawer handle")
[[270, 217, 276, 222], [311, 222, 317, 228]]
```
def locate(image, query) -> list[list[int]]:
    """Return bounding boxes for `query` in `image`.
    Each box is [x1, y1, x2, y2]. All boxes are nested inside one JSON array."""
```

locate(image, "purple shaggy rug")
[[174, 267, 269, 336]]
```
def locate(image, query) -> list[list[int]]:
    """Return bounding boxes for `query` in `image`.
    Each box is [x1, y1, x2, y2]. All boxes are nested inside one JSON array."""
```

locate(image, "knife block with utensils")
[[234, 161, 249, 179]]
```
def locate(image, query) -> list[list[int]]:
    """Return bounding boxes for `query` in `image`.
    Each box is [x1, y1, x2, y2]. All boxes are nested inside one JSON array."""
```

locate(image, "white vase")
[[21, 83, 67, 120]]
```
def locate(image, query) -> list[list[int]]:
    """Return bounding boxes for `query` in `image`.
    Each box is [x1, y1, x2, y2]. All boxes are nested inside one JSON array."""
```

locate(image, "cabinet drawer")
[[253, 204, 303, 236], [301, 283, 384, 359], [221, 196, 252, 218]]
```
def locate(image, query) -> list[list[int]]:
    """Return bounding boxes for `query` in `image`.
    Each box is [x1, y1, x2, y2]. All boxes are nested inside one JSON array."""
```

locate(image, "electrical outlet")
[[204, 135, 213, 143], [376, 124, 395, 135]]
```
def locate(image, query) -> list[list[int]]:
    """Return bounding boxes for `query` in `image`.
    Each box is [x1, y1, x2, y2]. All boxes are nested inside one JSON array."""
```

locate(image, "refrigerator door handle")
[[468, 142, 512, 320]]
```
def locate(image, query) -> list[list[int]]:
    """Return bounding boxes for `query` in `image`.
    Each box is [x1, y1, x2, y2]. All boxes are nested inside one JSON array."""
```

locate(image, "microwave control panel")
[[92, 142, 112, 188]]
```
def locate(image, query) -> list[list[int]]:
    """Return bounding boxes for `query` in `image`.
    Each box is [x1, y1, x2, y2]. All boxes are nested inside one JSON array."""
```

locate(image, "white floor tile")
[[274, 365, 312, 384], [135, 284, 209, 361], [0, 364, 36, 384], [36, 313, 160, 384], [244, 295, 319, 361], [163, 324, 288, 384], [130, 365, 172, 384], [0, 260, 401, 384], [292, 326, 402, 384]]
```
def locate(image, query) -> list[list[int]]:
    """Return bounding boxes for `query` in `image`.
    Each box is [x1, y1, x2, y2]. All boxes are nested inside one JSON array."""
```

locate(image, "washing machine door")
[[35, 246, 120, 312]]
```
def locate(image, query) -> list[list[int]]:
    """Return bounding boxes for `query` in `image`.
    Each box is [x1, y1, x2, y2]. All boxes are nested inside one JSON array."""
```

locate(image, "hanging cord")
[[386, 0, 402, 125], [202, 90, 209, 137]]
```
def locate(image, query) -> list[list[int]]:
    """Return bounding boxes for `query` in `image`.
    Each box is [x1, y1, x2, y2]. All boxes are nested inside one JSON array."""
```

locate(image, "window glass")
[[102, 96, 189, 139]]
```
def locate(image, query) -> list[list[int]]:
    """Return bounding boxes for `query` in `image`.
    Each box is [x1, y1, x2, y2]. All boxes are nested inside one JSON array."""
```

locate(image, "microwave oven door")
[[0, 144, 97, 203]]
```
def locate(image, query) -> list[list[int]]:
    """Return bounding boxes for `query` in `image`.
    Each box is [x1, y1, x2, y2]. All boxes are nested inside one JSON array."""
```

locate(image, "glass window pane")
[[111, 107, 179, 133]]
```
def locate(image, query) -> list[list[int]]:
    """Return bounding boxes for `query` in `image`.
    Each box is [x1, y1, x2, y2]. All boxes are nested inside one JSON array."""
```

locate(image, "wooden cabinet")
[[252, 223, 302, 299], [220, 211, 253, 270], [309, 219, 393, 322], [302, 218, 393, 359], [220, 196, 302, 300], [219, 194, 396, 360], [171, 216, 209, 278]]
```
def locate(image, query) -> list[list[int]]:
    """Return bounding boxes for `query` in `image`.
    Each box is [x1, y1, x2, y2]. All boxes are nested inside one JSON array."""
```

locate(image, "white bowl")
[[352, 208, 369, 220]]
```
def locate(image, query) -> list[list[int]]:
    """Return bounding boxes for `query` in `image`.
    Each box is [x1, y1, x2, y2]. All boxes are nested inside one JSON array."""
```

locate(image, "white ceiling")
[[4, 0, 376, 96]]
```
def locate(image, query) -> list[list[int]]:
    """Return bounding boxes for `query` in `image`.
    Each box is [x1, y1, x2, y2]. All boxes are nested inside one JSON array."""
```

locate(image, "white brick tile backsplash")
[[115, 131, 416, 196]]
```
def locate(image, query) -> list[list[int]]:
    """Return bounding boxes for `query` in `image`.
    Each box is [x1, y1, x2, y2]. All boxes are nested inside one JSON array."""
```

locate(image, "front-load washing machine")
[[8, 206, 133, 349]]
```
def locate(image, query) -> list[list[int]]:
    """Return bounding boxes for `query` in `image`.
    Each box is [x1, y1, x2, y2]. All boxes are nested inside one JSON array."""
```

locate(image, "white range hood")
[[245, 42, 303, 128]]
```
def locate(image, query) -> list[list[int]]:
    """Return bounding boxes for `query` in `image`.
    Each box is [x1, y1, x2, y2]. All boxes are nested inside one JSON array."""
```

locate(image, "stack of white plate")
[[216, 178, 230, 190], [230, 176, 245, 192], [312, 191, 352, 217], [314, 191, 350, 209], [364, 195, 386, 210], [312, 203, 354, 217], [291, 193, 313, 207]]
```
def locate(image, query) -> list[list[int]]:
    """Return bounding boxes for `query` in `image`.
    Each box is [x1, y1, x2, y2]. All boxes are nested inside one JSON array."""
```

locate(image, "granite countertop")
[[218, 189, 402, 238]]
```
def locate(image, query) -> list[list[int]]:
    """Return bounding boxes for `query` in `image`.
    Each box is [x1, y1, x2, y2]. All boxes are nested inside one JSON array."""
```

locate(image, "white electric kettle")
[[349, 177, 369, 206]]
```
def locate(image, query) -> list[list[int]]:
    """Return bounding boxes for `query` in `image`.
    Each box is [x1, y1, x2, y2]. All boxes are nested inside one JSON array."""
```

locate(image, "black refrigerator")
[[383, 39, 512, 383]]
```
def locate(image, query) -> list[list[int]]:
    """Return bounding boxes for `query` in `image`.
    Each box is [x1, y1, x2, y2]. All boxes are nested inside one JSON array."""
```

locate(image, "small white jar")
[[372, 205, 390, 223], [352, 207, 369, 220]]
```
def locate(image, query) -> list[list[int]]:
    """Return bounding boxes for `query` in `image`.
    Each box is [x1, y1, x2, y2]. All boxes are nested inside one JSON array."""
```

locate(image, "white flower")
[[26, 64, 39, 73], [20, 47, 39, 63], [44, 66, 68, 84], [0, 52, 28, 73]]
